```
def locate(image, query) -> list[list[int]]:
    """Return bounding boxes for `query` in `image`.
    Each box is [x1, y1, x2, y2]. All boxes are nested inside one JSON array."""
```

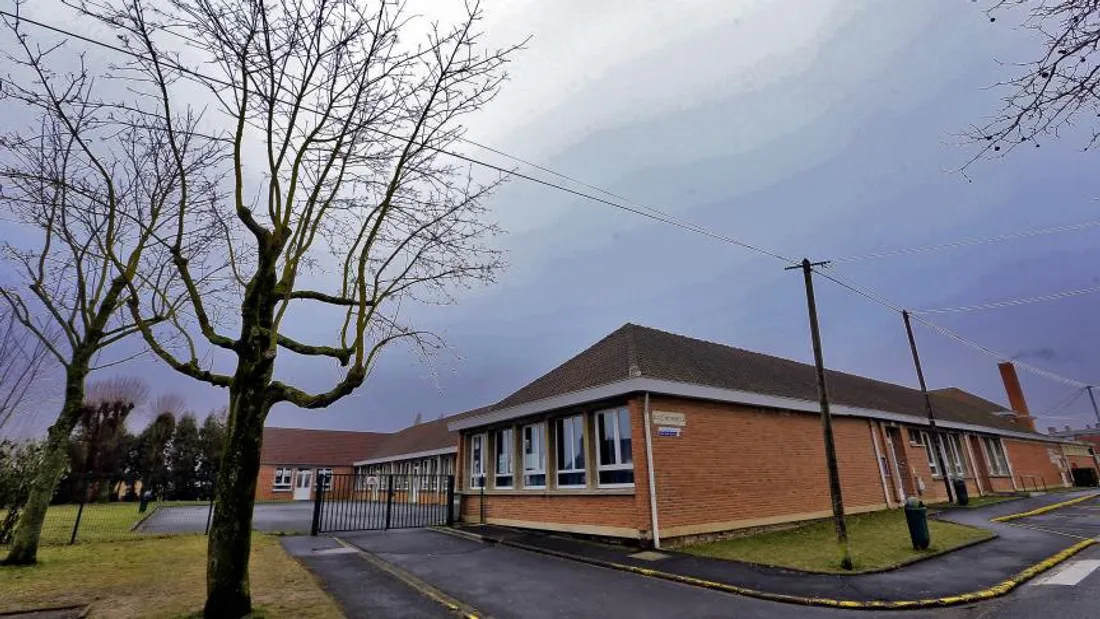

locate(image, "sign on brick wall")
[[653, 411, 686, 427]]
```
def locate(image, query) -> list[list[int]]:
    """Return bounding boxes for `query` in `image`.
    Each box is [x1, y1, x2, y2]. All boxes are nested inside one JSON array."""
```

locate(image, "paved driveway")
[[137, 500, 448, 534], [1009, 496, 1100, 539]]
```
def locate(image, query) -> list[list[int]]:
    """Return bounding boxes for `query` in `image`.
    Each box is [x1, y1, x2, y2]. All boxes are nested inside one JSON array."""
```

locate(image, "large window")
[[318, 468, 333, 490], [522, 423, 546, 488], [556, 414, 586, 487], [273, 467, 292, 490], [470, 434, 486, 489], [917, 431, 940, 477], [982, 436, 1011, 476], [597, 408, 634, 486], [495, 428, 514, 489], [938, 434, 966, 477]]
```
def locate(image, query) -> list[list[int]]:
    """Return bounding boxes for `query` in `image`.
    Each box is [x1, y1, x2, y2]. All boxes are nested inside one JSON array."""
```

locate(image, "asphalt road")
[[321, 497, 1100, 619]]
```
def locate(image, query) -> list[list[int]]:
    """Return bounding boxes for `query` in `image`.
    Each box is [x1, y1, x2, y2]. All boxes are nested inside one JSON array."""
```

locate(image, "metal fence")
[[0, 474, 216, 547], [312, 473, 455, 534]]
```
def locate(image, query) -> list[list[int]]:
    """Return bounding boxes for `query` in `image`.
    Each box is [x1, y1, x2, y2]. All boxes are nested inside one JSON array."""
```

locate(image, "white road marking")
[[1034, 560, 1100, 586]]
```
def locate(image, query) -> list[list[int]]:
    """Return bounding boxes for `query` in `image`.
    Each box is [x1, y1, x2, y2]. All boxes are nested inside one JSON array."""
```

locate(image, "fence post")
[[445, 475, 455, 526], [384, 475, 394, 530], [311, 473, 327, 536], [70, 474, 89, 545]]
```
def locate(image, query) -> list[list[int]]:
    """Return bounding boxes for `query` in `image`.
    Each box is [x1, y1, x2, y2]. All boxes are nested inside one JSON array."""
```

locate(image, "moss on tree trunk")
[[2, 367, 87, 565]]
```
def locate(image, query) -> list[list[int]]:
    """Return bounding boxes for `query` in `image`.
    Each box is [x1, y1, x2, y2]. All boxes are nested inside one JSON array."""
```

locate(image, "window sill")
[[272, 487, 292, 492], [459, 488, 635, 497]]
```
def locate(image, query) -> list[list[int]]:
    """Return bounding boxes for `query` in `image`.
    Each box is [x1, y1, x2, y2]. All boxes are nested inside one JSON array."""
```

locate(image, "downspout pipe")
[[642, 392, 661, 549]]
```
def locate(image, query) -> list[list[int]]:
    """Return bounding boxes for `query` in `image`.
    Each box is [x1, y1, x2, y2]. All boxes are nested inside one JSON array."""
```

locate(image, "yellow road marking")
[[991, 493, 1100, 522]]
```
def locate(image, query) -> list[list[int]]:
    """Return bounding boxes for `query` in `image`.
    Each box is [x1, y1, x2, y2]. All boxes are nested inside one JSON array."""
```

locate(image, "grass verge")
[[0, 534, 341, 618], [681, 508, 994, 573]]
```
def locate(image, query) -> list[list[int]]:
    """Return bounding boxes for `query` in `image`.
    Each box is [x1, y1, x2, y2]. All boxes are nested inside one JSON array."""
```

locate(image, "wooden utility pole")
[[788, 258, 852, 571], [902, 310, 955, 504]]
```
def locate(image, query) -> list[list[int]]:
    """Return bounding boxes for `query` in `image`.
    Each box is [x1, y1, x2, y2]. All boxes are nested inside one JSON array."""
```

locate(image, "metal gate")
[[311, 473, 455, 535]]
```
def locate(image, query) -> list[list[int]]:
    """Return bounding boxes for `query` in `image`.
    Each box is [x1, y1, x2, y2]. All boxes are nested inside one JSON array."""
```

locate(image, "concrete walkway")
[[452, 491, 1099, 604]]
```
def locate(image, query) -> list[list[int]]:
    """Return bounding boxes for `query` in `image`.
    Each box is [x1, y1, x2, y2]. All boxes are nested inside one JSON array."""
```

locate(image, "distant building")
[[257, 428, 386, 501]]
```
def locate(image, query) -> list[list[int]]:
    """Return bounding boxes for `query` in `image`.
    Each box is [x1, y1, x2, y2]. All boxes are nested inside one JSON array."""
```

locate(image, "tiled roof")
[[485, 323, 1041, 436], [363, 407, 488, 462], [260, 427, 388, 466]]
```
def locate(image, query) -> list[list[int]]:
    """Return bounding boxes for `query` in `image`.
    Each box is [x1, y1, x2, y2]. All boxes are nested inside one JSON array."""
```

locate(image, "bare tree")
[[966, 1, 1100, 162], [70, 0, 519, 614], [0, 306, 54, 433], [0, 3, 220, 565]]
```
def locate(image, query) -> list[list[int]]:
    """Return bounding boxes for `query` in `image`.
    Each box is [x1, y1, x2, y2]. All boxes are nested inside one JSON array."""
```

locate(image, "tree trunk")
[[204, 259, 278, 619], [202, 386, 268, 619], [3, 367, 87, 565]]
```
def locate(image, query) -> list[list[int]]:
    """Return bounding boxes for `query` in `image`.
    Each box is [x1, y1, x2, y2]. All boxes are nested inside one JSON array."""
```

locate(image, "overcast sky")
[[4, 0, 1100, 437]]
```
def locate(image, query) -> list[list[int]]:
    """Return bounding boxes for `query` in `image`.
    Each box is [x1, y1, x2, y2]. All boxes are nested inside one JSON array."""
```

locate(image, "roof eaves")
[[449, 376, 1056, 442]]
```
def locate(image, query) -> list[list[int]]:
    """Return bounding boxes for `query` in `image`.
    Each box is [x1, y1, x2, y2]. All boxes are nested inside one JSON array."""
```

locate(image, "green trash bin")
[[904, 497, 930, 550]]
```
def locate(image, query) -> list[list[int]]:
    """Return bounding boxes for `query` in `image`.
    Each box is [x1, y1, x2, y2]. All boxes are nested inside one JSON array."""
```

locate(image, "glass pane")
[[557, 419, 569, 468], [618, 409, 632, 464], [496, 475, 513, 487], [571, 416, 585, 470], [598, 412, 614, 465], [524, 473, 546, 487], [558, 471, 585, 486]]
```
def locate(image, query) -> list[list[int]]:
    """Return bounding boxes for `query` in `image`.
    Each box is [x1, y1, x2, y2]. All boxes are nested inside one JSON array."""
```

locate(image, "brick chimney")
[[998, 361, 1035, 431]]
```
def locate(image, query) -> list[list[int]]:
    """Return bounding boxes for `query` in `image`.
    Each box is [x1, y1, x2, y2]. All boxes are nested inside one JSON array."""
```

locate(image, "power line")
[[0, 10, 796, 264], [911, 284, 1100, 315], [831, 218, 1100, 263], [814, 268, 1091, 389]]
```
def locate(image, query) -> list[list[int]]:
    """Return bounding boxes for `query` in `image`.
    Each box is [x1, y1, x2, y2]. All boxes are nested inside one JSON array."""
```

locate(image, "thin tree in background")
[[0, 307, 53, 433], [0, 2, 222, 565], [68, 377, 148, 500], [68, 1, 520, 614], [967, 1, 1100, 160], [168, 413, 201, 500]]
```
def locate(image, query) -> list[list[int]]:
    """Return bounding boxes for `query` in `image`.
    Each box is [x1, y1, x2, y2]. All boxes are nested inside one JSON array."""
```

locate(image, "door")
[[293, 468, 313, 501], [885, 427, 915, 498]]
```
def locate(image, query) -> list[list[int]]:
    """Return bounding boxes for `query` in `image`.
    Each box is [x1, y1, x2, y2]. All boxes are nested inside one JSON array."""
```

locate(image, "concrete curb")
[[432, 527, 1096, 610], [0, 605, 88, 618], [991, 492, 1100, 523], [332, 536, 483, 619]]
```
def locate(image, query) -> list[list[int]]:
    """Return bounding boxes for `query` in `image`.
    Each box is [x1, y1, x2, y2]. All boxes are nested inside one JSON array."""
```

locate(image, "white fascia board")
[[448, 377, 1059, 443], [352, 446, 457, 467]]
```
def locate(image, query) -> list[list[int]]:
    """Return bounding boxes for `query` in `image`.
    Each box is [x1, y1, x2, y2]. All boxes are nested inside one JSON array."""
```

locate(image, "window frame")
[[556, 414, 587, 488], [273, 467, 293, 490], [494, 427, 515, 489], [522, 422, 547, 489], [982, 436, 1011, 476], [317, 468, 333, 490], [469, 433, 487, 489], [596, 407, 634, 488]]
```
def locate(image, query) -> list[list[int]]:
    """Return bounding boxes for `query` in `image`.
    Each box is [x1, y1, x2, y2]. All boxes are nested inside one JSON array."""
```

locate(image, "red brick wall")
[[460, 493, 640, 535], [1004, 439, 1070, 490], [645, 396, 887, 537], [254, 464, 353, 501]]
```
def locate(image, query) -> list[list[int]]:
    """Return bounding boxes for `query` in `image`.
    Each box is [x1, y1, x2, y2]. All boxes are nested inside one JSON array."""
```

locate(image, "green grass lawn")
[[0, 534, 342, 618], [681, 508, 994, 573]]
